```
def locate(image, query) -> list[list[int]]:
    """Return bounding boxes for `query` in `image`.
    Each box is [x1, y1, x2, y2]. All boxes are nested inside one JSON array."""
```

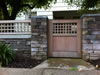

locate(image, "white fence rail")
[[0, 20, 31, 34]]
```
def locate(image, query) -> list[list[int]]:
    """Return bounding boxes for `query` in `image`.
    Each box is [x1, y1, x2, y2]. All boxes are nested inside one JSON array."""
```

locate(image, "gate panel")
[[48, 20, 81, 57], [53, 36, 77, 52]]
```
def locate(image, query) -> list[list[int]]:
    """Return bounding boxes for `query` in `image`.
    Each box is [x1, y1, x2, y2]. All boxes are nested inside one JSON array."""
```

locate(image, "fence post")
[[81, 14, 100, 60], [31, 16, 48, 60]]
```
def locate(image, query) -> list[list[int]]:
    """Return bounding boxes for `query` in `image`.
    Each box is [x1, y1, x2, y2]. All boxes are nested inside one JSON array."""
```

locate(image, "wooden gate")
[[48, 20, 81, 57]]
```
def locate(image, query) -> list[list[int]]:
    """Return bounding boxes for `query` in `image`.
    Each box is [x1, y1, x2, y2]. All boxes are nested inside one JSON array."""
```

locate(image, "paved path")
[[35, 59, 95, 70], [0, 58, 99, 75], [0, 68, 100, 75]]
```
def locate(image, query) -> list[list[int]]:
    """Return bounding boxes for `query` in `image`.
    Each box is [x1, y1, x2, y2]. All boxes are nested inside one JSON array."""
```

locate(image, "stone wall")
[[82, 14, 100, 60], [0, 38, 31, 57], [31, 16, 48, 60], [0, 16, 48, 60]]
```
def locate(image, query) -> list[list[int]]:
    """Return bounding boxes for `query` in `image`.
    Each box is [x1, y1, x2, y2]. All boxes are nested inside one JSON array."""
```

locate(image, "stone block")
[[42, 48, 47, 51], [31, 41, 39, 44], [31, 36, 40, 40], [13, 49, 18, 51], [91, 31, 100, 35], [82, 53, 90, 61], [31, 48, 38, 51], [95, 21, 100, 25], [39, 48, 44, 51], [82, 40, 90, 44], [40, 45, 47, 48], [23, 50, 30, 54], [31, 44, 40, 47], [31, 51, 37, 56], [26, 41, 31, 45], [36, 51, 46, 56], [31, 33, 39, 35], [82, 30, 88, 35], [36, 19, 42, 22], [95, 16, 100, 21], [34, 25, 39, 29], [96, 35, 100, 39], [83, 44, 93, 50], [83, 35, 96, 40], [93, 44, 100, 49], [87, 21, 100, 29], [83, 43, 100, 50], [93, 51, 100, 54], [41, 52, 47, 55], [25, 45, 31, 49], [90, 40, 100, 44], [85, 17, 95, 22], [41, 22, 47, 26], [31, 18, 36, 23], [31, 29, 39, 32], [32, 55, 43, 60], [23, 54, 31, 58], [36, 52, 42, 56], [31, 22, 37, 25], [87, 24, 97, 29], [37, 22, 41, 25]]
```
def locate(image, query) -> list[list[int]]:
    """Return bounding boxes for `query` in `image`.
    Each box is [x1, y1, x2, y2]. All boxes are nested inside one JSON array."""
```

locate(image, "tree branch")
[[21, 4, 36, 9]]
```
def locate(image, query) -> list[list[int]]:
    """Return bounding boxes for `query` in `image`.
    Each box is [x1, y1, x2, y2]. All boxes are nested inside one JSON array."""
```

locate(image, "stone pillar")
[[81, 14, 100, 60], [31, 16, 48, 60]]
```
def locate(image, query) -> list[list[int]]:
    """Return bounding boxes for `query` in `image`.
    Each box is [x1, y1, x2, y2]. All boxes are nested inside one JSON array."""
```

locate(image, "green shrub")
[[0, 42, 15, 66]]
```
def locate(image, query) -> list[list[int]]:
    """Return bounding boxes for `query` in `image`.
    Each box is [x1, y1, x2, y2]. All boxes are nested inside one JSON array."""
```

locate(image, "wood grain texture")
[[48, 19, 81, 57], [53, 36, 77, 52]]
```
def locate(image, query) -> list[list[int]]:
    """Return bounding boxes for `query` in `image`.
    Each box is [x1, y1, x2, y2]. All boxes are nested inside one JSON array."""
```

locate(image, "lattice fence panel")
[[0, 22, 31, 33], [53, 22, 77, 35]]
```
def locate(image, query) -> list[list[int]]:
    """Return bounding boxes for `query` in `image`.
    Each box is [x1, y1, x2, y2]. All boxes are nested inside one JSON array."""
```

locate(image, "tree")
[[0, 0, 99, 20], [65, 0, 100, 10], [0, 0, 55, 20]]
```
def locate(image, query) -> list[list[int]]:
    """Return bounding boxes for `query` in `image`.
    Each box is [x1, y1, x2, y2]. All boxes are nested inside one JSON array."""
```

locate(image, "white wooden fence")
[[0, 20, 31, 34]]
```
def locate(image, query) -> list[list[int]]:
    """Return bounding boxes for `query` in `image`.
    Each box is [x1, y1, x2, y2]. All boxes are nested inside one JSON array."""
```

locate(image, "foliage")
[[0, 42, 15, 66], [65, 0, 100, 10], [0, 0, 56, 20], [0, 0, 99, 20]]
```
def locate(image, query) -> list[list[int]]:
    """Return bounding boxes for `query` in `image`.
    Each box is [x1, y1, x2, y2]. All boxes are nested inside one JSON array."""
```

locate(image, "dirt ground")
[[89, 59, 100, 70], [3, 57, 43, 68]]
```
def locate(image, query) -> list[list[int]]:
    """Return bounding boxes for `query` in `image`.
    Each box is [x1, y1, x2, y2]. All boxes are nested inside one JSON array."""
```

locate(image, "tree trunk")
[[0, 0, 10, 20], [0, 0, 20, 20]]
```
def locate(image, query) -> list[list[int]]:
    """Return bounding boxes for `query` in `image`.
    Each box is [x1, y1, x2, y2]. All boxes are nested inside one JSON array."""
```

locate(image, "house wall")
[[82, 14, 100, 60], [25, 0, 79, 20]]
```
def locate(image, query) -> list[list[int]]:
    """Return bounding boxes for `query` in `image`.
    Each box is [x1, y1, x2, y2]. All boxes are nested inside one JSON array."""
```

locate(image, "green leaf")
[[0, 42, 15, 66]]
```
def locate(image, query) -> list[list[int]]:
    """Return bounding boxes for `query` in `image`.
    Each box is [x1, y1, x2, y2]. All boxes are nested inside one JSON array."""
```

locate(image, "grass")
[[69, 67, 78, 71]]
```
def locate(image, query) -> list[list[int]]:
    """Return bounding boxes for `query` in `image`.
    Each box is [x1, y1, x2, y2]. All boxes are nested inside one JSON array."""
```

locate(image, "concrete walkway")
[[0, 58, 99, 75], [0, 68, 100, 75], [35, 58, 95, 70]]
